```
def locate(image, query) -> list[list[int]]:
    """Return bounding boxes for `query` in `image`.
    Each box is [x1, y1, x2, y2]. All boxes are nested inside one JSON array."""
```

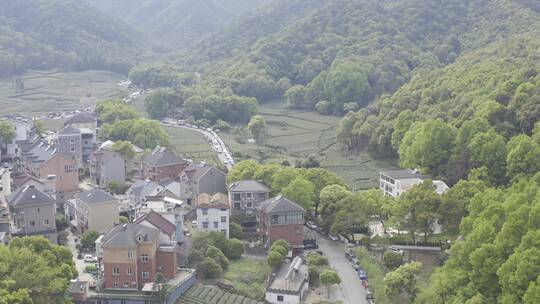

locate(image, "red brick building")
[[258, 195, 305, 251], [139, 146, 187, 181], [100, 223, 177, 290]]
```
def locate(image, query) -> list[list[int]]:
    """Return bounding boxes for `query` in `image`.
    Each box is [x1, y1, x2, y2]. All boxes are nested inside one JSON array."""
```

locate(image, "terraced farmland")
[[176, 285, 264, 304]]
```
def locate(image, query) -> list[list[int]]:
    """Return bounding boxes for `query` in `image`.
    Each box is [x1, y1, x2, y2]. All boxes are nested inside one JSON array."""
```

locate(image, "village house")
[[90, 148, 126, 188], [6, 185, 57, 243], [64, 112, 98, 131], [19, 140, 78, 193], [127, 180, 165, 204], [265, 256, 309, 304], [228, 180, 270, 237], [0, 115, 33, 160], [258, 195, 305, 252], [100, 223, 178, 290], [379, 169, 449, 197], [179, 162, 226, 206], [65, 189, 119, 234], [139, 146, 187, 181], [195, 193, 230, 238], [56, 125, 82, 167]]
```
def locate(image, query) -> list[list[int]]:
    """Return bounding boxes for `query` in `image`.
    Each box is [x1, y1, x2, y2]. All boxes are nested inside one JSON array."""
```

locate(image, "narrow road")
[[316, 234, 368, 304]]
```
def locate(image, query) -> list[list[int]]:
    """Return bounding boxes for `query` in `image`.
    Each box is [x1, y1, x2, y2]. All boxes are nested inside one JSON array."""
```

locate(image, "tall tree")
[[247, 115, 269, 144]]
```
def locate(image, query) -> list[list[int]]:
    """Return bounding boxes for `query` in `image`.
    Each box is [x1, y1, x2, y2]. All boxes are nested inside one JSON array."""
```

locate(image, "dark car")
[[304, 242, 319, 249], [358, 269, 368, 281]]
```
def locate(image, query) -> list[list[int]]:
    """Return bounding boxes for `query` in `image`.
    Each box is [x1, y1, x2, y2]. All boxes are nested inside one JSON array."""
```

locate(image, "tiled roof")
[[78, 189, 117, 205], [229, 180, 270, 192], [64, 112, 96, 125], [58, 125, 81, 135], [259, 195, 305, 214], [101, 223, 159, 248], [6, 186, 55, 207], [196, 193, 229, 209], [134, 211, 176, 237], [141, 146, 185, 167], [182, 163, 224, 181], [129, 180, 163, 197]]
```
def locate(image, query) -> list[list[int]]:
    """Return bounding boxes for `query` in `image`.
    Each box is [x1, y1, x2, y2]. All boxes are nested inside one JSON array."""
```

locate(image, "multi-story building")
[[265, 256, 309, 304], [127, 180, 165, 204], [258, 195, 305, 251], [139, 146, 187, 181], [90, 148, 125, 188], [100, 223, 178, 290], [56, 125, 82, 167], [0, 115, 33, 160], [64, 112, 98, 131], [195, 193, 230, 238], [228, 180, 270, 237], [6, 185, 57, 243], [80, 128, 96, 163], [379, 169, 449, 197], [65, 189, 119, 234], [179, 162, 226, 206]]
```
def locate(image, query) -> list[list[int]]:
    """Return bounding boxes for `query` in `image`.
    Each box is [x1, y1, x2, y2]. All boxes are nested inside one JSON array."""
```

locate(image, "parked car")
[[83, 255, 97, 263], [304, 242, 319, 249], [358, 269, 368, 281], [329, 234, 339, 241], [305, 221, 318, 230]]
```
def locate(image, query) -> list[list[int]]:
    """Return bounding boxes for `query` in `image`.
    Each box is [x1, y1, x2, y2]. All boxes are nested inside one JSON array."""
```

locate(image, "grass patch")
[[162, 125, 220, 167], [222, 257, 272, 301]]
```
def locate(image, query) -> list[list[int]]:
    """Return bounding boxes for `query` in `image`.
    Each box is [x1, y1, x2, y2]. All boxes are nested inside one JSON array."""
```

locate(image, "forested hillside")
[[0, 0, 146, 76], [88, 0, 272, 49]]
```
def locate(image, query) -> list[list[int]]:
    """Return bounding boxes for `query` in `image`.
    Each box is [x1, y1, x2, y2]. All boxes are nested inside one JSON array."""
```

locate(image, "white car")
[[389, 246, 404, 255], [83, 255, 97, 263]]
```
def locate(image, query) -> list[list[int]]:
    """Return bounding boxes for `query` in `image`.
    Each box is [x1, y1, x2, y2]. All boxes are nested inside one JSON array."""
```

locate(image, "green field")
[[0, 69, 126, 117], [163, 125, 221, 167], [224, 102, 397, 189]]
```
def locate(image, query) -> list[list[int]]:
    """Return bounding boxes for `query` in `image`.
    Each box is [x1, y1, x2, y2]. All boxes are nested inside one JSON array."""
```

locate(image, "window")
[[221, 229, 227, 235], [123, 282, 129, 288], [44, 219, 49, 225], [202, 209, 208, 215], [220, 208, 227, 211], [113, 267, 120, 275], [70, 147, 75, 152], [70, 138, 74, 143], [113, 282, 118, 287], [142, 272, 149, 279], [247, 202, 252, 208], [234, 203, 241, 210], [128, 251, 134, 259], [202, 222, 209, 229], [220, 216, 227, 223], [37, 208, 40, 212], [141, 254, 149, 262], [233, 193, 241, 201], [246, 193, 252, 199], [127, 268, 133, 276], [29, 221, 35, 227], [213, 222, 218, 228], [277, 295, 284, 302]]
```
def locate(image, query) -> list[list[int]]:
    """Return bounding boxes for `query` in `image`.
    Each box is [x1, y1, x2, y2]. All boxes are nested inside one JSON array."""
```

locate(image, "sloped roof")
[[159, 178, 176, 187], [196, 192, 229, 209], [101, 223, 159, 248], [78, 189, 117, 205], [129, 180, 163, 197], [64, 112, 96, 125], [182, 163, 224, 181], [134, 210, 176, 237], [229, 180, 270, 192], [259, 195, 305, 214], [58, 125, 81, 135], [21, 140, 57, 164], [6, 186, 55, 207], [141, 146, 185, 167], [90, 149, 123, 163]]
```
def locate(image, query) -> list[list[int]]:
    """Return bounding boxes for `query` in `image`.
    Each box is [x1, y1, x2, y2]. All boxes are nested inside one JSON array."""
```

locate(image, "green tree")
[[267, 250, 284, 269], [269, 244, 288, 257], [282, 177, 315, 211], [112, 140, 136, 159], [224, 239, 244, 260], [226, 160, 261, 183], [81, 230, 100, 250], [319, 184, 351, 232], [303, 167, 348, 216], [95, 99, 140, 124], [101, 118, 170, 149], [392, 181, 441, 243], [468, 130, 507, 184], [384, 261, 423, 301], [144, 89, 182, 119], [391, 110, 415, 151], [324, 60, 372, 113], [206, 245, 229, 270], [55, 214, 70, 232], [285, 85, 306, 108], [383, 250, 403, 270], [32, 119, 44, 137], [229, 222, 244, 239], [119, 216, 129, 224], [272, 239, 290, 252], [399, 119, 456, 176], [0, 121, 16, 147], [247, 115, 269, 144], [271, 167, 300, 193], [506, 134, 540, 180], [153, 272, 169, 301], [198, 257, 223, 279], [319, 269, 341, 298]]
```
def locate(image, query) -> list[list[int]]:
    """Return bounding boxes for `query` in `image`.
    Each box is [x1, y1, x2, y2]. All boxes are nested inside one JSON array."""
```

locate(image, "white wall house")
[[265, 256, 309, 304], [379, 169, 449, 197], [195, 193, 230, 238]]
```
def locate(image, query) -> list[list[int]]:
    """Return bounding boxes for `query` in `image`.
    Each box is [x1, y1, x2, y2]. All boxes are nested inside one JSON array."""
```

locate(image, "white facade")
[[265, 289, 307, 304], [380, 176, 423, 197], [196, 207, 229, 238]]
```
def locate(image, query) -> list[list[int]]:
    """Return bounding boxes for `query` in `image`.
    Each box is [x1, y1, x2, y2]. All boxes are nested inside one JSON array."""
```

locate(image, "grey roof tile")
[[229, 180, 270, 192], [7, 186, 55, 207], [101, 223, 159, 248], [78, 189, 117, 204], [259, 195, 305, 213]]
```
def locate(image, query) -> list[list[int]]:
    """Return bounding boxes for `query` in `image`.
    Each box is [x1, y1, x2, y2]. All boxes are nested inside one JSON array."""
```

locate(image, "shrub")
[[225, 239, 245, 260], [269, 244, 288, 257], [81, 230, 99, 250], [267, 251, 284, 269], [272, 239, 290, 252], [206, 246, 229, 270], [198, 257, 223, 279], [383, 251, 403, 270], [229, 222, 244, 239]]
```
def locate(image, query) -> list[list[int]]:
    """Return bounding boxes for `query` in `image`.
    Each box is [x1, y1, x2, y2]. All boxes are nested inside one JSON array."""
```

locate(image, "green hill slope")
[[0, 0, 147, 76]]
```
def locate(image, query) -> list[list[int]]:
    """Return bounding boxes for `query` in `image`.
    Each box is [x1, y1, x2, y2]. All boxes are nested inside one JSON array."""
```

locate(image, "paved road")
[[316, 234, 368, 304]]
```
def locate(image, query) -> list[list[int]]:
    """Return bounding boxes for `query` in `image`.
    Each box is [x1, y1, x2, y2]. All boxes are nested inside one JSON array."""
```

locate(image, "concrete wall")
[[196, 207, 229, 238], [88, 201, 119, 234], [100, 154, 126, 187], [265, 292, 301, 304], [38, 155, 78, 193], [198, 169, 226, 197], [267, 223, 304, 247]]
